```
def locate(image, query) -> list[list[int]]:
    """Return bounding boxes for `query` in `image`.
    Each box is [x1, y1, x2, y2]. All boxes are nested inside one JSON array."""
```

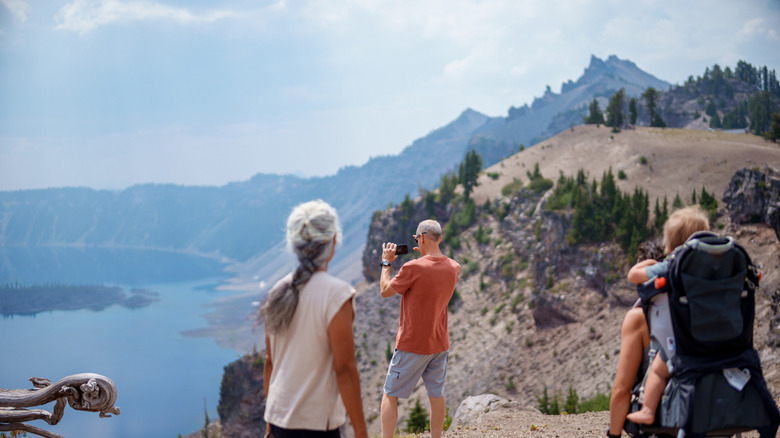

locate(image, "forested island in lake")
[[0, 284, 160, 316]]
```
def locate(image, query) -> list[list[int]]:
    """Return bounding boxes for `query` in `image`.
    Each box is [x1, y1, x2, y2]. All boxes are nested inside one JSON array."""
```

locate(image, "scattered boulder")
[[722, 166, 780, 241], [453, 394, 536, 425]]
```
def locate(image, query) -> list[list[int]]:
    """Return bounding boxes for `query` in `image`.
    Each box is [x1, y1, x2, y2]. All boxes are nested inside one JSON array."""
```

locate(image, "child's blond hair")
[[662, 205, 710, 254]]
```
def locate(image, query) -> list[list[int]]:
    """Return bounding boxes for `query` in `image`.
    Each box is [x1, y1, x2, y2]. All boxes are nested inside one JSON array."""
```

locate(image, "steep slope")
[[350, 126, 780, 436]]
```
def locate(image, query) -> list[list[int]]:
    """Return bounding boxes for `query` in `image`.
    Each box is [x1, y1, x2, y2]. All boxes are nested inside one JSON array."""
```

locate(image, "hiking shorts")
[[383, 349, 448, 398]]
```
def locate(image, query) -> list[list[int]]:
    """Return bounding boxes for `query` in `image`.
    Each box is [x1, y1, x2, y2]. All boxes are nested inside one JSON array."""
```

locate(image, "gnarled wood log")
[[0, 373, 119, 438]]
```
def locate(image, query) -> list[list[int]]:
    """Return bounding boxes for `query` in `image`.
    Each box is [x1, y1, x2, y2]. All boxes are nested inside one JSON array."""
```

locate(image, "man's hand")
[[380, 242, 399, 298], [382, 242, 397, 264]]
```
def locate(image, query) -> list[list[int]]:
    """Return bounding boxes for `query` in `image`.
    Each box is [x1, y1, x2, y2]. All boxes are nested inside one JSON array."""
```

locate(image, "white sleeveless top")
[[264, 271, 355, 430]]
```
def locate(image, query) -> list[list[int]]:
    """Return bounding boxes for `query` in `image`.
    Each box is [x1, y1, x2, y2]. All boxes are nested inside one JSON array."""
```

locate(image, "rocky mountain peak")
[[576, 54, 669, 91]]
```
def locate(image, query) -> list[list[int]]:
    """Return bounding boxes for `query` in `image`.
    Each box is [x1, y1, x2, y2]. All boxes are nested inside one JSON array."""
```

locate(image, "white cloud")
[[443, 55, 475, 79], [738, 17, 779, 42], [54, 0, 237, 34], [1, 0, 28, 22]]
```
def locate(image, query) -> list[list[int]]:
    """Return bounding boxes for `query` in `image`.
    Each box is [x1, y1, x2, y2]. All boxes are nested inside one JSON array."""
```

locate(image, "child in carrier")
[[625, 205, 710, 425]]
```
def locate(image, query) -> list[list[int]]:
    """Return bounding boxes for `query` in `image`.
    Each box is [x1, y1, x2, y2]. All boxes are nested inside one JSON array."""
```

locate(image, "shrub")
[[474, 224, 492, 245], [510, 294, 524, 312], [443, 407, 453, 431], [505, 376, 516, 392], [460, 261, 479, 278], [448, 288, 461, 312], [529, 177, 553, 194], [501, 178, 523, 197], [578, 392, 611, 412]]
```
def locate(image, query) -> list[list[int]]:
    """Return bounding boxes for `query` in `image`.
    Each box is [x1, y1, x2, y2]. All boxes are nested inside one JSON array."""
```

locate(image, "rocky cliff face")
[[217, 352, 266, 438], [723, 166, 780, 240]]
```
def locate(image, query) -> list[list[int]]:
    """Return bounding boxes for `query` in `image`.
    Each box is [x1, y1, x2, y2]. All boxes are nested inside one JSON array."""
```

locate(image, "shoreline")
[[0, 284, 160, 316]]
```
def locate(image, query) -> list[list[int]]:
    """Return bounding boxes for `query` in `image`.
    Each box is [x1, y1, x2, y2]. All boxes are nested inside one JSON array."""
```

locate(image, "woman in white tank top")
[[259, 200, 367, 438]]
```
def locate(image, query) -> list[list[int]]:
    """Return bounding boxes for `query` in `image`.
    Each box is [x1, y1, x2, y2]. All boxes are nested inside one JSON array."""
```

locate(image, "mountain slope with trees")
[[350, 126, 780, 435], [467, 55, 671, 163], [582, 60, 780, 138]]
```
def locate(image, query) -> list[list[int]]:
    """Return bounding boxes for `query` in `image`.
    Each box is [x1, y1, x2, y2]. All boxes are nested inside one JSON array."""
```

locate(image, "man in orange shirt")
[[379, 219, 460, 438]]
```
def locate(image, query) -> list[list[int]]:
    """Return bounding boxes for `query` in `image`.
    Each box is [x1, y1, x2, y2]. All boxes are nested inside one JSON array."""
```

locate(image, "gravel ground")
[[402, 410, 766, 438], [445, 410, 610, 437]]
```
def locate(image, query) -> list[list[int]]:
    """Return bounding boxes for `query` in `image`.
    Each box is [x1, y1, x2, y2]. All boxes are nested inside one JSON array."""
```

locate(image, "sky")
[[1, 0, 779, 191]]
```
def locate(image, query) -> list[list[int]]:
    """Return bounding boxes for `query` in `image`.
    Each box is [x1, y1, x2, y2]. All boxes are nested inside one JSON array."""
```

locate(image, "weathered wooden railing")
[[0, 373, 120, 438]]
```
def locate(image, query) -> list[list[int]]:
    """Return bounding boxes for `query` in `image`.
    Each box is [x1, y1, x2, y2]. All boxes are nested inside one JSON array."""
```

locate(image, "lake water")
[[0, 247, 249, 438]]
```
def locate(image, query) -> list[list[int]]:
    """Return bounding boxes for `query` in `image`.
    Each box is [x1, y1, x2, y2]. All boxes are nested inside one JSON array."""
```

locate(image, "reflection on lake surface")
[[0, 247, 245, 438]]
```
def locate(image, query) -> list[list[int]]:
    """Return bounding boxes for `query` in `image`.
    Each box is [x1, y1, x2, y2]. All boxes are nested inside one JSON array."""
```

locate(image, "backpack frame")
[[625, 232, 780, 438]]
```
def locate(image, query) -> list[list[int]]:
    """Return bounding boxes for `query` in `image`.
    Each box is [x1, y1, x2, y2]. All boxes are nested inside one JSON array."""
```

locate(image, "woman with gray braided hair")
[[259, 200, 367, 438]]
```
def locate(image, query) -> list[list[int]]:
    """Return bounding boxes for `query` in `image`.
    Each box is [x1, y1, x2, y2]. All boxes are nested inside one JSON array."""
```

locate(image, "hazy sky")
[[1, 0, 779, 190]]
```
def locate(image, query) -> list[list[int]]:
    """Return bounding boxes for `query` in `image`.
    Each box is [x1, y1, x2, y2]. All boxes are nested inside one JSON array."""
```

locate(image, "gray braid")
[[259, 200, 341, 334]]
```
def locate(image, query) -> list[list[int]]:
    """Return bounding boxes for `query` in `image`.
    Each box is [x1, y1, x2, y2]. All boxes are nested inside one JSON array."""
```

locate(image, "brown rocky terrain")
[[202, 126, 780, 437]]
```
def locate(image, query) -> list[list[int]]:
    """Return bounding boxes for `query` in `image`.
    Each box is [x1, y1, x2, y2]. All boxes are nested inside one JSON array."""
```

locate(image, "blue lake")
[[0, 247, 249, 438]]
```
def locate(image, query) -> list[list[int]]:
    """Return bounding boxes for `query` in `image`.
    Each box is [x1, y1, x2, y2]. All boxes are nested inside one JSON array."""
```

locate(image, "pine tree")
[[537, 386, 551, 414], [663, 196, 669, 222], [642, 87, 666, 127], [585, 99, 605, 124], [438, 171, 457, 205], [700, 187, 718, 220], [628, 225, 642, 260], [628, 97, 638, 125], [459, 150, 483, 201], [710, 112, 722, 129], [748, 91, 777, 135], [405, 399, 429, 433], [606, 89, 626, 129], [654, 198, 664, 233], [673, 193, 684, 210], [564, 386, 579, 414], [549, 394, 561, 415], [769, 112, 780, 142]]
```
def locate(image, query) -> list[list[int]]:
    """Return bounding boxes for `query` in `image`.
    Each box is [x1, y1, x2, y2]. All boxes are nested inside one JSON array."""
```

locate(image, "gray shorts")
[[383, 349, 448, 398]]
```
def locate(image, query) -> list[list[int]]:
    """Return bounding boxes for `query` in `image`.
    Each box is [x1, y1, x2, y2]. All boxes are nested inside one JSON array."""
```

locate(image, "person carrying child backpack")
[[618, 205, 780, 438], [625, 206, 710, 426]]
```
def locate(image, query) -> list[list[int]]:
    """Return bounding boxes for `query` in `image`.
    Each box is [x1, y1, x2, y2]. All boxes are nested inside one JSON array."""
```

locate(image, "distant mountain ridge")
[[469, 55, 671, 164], [0, 55, 675, 281], [0, 109, 490, 276]]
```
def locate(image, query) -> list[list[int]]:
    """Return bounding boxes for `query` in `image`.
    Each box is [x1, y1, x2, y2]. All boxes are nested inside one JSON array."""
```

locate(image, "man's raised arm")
[[380, 242, 399, 298]]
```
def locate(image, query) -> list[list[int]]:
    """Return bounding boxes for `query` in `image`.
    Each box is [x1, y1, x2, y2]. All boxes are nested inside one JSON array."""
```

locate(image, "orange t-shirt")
[[389, 255, 460, 355]]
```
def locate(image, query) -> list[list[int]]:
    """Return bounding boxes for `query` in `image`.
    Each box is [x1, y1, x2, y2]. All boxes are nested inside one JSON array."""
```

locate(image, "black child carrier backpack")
[[626, 231, 780, 438]]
